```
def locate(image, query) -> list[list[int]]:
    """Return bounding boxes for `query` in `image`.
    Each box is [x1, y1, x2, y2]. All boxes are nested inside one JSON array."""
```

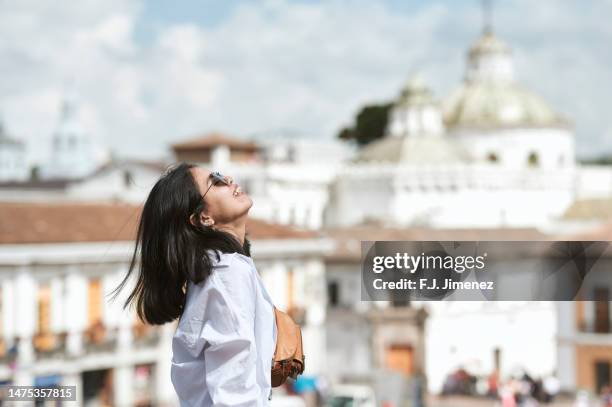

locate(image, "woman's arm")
[[200, 254, 261, 406]]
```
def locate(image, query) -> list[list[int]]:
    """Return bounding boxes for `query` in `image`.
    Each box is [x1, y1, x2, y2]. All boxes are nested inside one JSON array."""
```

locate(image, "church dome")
[[442, 81, 570, 129], [443, 30, 570, 130]]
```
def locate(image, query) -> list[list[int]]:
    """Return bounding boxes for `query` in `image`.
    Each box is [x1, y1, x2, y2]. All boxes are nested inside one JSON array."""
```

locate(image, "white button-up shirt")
[[171, 250, 277, 406]]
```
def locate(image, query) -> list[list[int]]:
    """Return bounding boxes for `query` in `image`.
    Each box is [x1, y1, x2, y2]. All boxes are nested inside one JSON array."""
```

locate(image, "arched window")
[[487, 152, 499, 163], [527, 151, 539, 167]]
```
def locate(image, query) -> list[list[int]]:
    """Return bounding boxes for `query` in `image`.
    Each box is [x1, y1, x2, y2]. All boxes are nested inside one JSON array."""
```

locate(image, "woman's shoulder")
[[206, 249, 254, 270], [204, 250, 257, 292]]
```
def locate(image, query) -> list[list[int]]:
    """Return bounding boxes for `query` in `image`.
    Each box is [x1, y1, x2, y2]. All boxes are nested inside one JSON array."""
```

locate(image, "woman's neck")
[[215, 218, 246, 246]]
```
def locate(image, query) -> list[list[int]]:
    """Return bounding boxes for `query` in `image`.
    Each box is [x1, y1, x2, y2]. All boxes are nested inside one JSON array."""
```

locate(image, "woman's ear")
[[189, 213, 214, 227]]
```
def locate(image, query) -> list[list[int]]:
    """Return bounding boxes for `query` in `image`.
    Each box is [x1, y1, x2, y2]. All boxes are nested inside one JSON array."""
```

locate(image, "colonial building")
[[0, 201, 331, 406], [172, 132, 262, 165]]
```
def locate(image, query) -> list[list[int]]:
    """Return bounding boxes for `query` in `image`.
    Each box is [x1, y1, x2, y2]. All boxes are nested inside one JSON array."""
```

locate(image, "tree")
[[337, 102, 393, 146]]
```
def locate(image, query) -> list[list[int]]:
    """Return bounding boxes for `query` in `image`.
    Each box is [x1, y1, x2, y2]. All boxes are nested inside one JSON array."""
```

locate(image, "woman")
[[111, 162, 277, 406]]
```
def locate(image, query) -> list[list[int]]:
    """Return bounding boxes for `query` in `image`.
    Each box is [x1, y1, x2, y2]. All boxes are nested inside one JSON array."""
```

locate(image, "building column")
[[64, 270, 86, 357], [13, 337, 34, 386], [113, 365, 134, 407], [61, 371, 83, 404], [13, 269, 36, 386], [113, 298, 134, 407], [302, 259, 327, 376]]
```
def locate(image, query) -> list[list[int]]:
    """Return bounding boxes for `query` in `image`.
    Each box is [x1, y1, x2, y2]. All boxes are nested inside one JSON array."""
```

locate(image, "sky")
[[1, 0, 611, 164]]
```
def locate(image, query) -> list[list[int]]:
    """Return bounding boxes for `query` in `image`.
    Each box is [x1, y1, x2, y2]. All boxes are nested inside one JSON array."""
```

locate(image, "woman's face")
[[190, 166, 253, 225]]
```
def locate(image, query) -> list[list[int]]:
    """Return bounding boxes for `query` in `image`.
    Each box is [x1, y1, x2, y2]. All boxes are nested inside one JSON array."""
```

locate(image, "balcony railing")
[[0, 322, 163, 365], [132, 323, 160, 348], [83, 323, 118, 353], [33, 332, 67, 359]]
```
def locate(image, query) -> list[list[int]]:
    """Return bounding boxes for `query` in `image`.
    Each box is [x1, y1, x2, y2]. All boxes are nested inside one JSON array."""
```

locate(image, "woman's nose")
[[225, 176, 234, 184]]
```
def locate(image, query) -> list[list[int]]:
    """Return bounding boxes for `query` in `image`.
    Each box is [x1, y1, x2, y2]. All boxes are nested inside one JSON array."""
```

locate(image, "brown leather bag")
[[271, 306, 305, 387]]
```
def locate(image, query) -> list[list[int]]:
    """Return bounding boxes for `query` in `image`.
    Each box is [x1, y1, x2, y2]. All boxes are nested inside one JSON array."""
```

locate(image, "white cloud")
[[0, 0, 610, 164]]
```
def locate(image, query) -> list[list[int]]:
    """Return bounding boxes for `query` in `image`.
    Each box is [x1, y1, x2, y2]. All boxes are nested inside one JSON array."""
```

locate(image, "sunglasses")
[[202, 171, 233, 199]]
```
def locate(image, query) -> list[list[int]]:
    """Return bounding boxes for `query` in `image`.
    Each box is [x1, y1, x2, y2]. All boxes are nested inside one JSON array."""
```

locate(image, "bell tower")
[[43, 89, 100, 179]]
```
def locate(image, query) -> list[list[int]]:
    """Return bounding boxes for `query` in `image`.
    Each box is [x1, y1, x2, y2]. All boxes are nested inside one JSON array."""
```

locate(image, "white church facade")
[[327, 28, 578, 230]]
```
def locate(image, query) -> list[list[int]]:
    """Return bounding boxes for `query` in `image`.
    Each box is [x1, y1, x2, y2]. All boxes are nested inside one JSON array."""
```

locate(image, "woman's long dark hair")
[[110, 162, 251, 325]]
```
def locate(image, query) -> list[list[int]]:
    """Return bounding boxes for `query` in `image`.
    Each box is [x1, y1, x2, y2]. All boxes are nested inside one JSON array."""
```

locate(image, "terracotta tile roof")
[[0, 202, 141, 244], [246, 217, 318, 240], [172, 132, 260, 151], [0, 202, 318, 244], [322, 224, 550, 262]]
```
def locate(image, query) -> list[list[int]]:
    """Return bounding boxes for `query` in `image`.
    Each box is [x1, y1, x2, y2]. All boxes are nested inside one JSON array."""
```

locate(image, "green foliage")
[[579, 155, 612, 165], [337, 102, 393, 146]]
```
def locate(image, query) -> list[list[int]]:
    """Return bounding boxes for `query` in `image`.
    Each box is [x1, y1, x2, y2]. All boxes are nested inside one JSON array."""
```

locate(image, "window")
[[385, 343, 413, 376], [527, 151, 539, 167], [595, 361, 611, 394], [38, 284, 51, 335], [34, 283, 55, 351], [594, 287, 610, 333], [86, 278, 105, 344], [123, 170, 133, 188], [327, 281, 339, 307], [487, 152, 498, 163], [88, 278, 103, 327]]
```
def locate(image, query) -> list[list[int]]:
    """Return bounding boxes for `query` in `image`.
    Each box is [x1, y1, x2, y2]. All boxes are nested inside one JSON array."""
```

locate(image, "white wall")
[[450, 127, 575, 170], [328, 163, 575, 229]]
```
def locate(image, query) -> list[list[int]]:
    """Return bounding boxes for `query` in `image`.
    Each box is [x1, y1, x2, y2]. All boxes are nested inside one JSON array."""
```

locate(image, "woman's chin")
[[241, 195, 253, 210]]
